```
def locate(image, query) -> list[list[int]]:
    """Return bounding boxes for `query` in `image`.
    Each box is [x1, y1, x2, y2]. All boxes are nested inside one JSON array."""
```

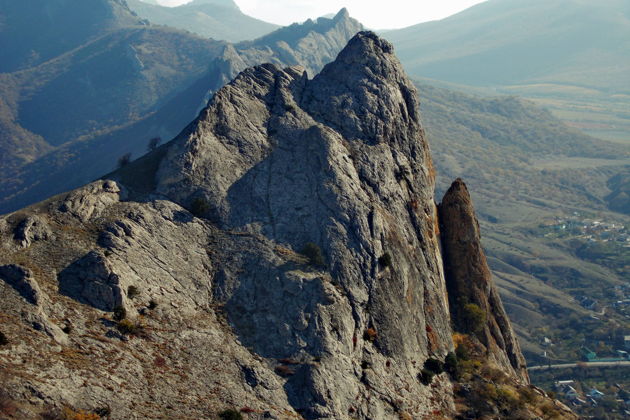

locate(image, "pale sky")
[[153, 0, 487, 29]]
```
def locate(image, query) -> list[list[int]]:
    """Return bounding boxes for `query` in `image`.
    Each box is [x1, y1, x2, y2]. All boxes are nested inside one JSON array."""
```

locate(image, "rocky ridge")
[[0, 32, 569, 419], [0, 5, 363, 214]]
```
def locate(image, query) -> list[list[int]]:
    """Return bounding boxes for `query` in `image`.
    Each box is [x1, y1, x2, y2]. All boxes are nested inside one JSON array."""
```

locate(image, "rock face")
[[0, 32, 541, 419], [438, 178, 529, 383], [152, 31, 453, 417], [0, 264, 41, 305]]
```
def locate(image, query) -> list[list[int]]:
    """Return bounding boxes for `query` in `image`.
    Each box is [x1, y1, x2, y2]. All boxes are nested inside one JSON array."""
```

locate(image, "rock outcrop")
[[0, 32, 554, 419], [151, 31, 453, 418], [0, 264, 41, 305], [439, 178, 529, 383]]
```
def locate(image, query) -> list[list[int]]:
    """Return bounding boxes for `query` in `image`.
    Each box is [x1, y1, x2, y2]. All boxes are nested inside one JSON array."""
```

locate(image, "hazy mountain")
[[126, 0, 280, 42], [385, 0, 630, 141], [0, 8, 363, 213], [0, 0, 144, 73], [0, 26, 225, 173], [386, 0, 630, 89]]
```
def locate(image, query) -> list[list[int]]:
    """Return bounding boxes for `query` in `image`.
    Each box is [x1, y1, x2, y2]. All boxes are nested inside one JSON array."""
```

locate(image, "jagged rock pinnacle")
[[439, 178, 529, 383]]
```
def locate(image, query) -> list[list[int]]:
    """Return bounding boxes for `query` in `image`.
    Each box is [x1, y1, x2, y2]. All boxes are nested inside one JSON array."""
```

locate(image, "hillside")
[[385, 0, 630, 142], [0, 32, 566, 420], [126, 0, 280, 42], [0, 0, 143, 73], [0, 8, 363, 214], [418, 82, 630, 362]]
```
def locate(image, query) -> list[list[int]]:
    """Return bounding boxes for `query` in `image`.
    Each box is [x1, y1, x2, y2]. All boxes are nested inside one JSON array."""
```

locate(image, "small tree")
[[302, 242, 325, 266], [127, 286, 140, 300], [219, 409, 243, 420], [378, 253, 392, 268], [147, 137, 161, 152], [117, 152, 132, 168], [462, 303, 486, 336], [190, 197, 210, 217], [113, 306, 127, 322]]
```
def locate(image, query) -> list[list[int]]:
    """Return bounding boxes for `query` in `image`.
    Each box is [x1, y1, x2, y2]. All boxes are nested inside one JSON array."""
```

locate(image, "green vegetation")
[[218, 409, 243, 420], [462, 303, 486, 336], [0, 331, 8, 346], [117, 153, 132, 169], [301, 242, 325, 267], [116, 319, 143, 336], [531, 365, 630, 420], [418, 368, 435, 386], [127, 286, 140, 300], [378, 253, 392, 268], [112, 306, 127, 322], [190, 198, 210, 218], [148, 300, 158, 310]]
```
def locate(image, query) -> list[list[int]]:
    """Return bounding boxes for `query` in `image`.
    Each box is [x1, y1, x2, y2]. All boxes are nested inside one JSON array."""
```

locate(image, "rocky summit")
[[0, 32, 572, 419]]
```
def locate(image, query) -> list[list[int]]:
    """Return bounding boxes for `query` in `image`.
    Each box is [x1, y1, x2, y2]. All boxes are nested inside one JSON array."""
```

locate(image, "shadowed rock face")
[[438, 178, 529, 383]]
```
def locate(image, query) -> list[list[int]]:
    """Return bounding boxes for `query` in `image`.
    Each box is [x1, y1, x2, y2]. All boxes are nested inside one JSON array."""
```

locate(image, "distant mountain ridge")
[[0, 6, 363, 213], [126, 0, 279, 42], [385, 0, 630, 90], [0, 0, 144, 73], [384, 0, 630, 142]]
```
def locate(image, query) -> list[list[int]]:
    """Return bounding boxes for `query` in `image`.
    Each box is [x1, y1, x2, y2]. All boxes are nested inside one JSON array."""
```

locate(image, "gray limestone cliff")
[[0, 32, 546, 419]]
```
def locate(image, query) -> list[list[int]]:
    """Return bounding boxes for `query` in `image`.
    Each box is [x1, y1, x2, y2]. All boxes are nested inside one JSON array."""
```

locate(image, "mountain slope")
[[386, 0, 630, 90], [0, 32, 558, 420], [419, 82, 630, 362], [0, 9, 363, 214], [0, 0, 144, 73], [126, 0, 280, 42], [385, 0, 630, 142]]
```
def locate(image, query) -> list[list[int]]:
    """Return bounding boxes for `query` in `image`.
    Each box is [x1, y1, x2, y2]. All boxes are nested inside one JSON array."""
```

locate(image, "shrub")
[[462, 303, 486, 336], [444, 352, 459, 378], [62, 408, 100, 420], [419, 368, 435, 385], [148, 300, 158, 310], [117, 153, 131, 169], [455, 343, 470, 361], [363, 327, 377, 342], [92, 407, 111, 418], [62, 325, 72, 334], [112, 306, 126, 322], [127, 286, 140, 300], [147, 137, 161, 152], [190, 197, 210, 217], [424, 358, 444, 375], [275, 365, 295, 377], [116, 319, 138, 335], [218, 409, 243, 420], [378, 253, 392, 268], [0, 331, 8, 346], [301, 242, 325, 266]]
